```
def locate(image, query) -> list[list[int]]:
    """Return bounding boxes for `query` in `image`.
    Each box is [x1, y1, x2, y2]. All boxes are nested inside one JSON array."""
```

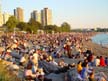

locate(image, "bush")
[[0, 61, 21, 81]]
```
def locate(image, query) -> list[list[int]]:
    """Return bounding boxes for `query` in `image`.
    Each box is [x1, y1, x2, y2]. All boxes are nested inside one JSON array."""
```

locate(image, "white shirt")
[[95, 58, 100, 66], [33, 53, 38, 60], [20, 56, 26, 63], [32, 53, 38, 64]]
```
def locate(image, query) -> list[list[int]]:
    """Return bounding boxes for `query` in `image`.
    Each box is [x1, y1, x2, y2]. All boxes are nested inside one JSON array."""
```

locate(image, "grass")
[[0, 60, 21, 81]]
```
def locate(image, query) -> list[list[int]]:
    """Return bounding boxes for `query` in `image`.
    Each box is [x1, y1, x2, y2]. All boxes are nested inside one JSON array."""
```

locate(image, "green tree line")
[[5, 16, 71, 33]]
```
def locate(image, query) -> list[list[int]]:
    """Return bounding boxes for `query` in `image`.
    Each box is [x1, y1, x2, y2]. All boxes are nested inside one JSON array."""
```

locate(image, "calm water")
[[92, 33, 108, 46]]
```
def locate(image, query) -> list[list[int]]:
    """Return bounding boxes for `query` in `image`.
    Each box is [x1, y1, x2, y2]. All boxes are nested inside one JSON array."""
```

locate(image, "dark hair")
[[77, 61, 82, 64], [26, 62, 32, 69], [100, 56, 102, 58], [96, 56, 99, 59], [89, 72, 94, 77], [82, 62, 88, 67], [105, 57, 107, 59]]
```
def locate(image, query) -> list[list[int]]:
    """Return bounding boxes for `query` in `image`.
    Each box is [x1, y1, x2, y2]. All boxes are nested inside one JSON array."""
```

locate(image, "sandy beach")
[[0, 32, 108, 81], [83, 39, 108, 57], [17, 34, 108, 81]]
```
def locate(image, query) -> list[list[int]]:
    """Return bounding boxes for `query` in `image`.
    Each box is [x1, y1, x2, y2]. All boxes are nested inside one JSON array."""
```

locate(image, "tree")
[[16, 22, 27, 31], [44, 25, 58, 33], [5, 16, 19, 32], [52, 25, 59, 33], [61, 22, 71, 32], [27, 18, 42, 33], [44, 25, 53, 33]]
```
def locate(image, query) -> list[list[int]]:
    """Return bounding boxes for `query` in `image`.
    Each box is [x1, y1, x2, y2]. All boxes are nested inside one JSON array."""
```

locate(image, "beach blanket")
[[39, 60, 59, 74]]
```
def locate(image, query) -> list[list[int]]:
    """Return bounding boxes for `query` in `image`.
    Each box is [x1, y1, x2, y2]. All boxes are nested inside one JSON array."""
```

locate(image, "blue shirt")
[[81, 67, 92, 79]]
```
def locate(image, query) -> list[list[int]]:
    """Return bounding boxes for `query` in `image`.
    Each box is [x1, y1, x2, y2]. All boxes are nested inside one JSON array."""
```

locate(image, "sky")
[[1, 0, 108, 29]]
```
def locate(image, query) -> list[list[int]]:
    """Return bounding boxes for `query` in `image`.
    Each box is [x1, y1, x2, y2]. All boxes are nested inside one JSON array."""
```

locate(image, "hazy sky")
[[2, 0, 108, 29]]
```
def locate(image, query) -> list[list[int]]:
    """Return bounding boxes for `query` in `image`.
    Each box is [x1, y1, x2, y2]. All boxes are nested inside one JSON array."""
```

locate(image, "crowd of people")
[[75, 55, 108, 81], [0, 32, 108, 81]]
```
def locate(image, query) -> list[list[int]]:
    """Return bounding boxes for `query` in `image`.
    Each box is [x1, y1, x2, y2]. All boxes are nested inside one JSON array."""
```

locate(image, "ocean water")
[[91, 33, 108, 46]]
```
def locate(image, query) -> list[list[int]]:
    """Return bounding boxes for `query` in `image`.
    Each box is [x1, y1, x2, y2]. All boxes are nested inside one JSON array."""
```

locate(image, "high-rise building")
[[41, 10, 45, 26], [0, 2, 11, 26], [0, 13, 3, 26], [41, 8, 52, 26], [3, 12, 11, 24], [14, 7, 24, 22], [31, 10, 37, 21], [31, 10, 41, 23], [37, 12, 41, 23], [0, 4, 3, 26]]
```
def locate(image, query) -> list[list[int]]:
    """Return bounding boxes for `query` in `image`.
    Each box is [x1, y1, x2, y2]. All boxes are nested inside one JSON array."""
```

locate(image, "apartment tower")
[[41, 8, 52, 26], [3, 12, 11, 24], [31, 10, 41, 23], [14, 7, 24, 22], [0, 4, 3, 26]]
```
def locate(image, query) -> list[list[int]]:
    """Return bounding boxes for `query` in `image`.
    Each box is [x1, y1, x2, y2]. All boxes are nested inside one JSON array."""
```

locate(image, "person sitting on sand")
[[94, 56, 100, 67], [24, 63, 36, 80], [87, 54, 94, 66], [77, 61, 83, 74], [105, 57, 108, 66], [36, 67, 52, 81], [32, 63, 38, 74], [46, 54, 53, 62], [32, 50, 39, 66], [49, 58, 58, 66], [95, 72, 107, 81], [19, 54, 26, 66], [88, 72, 96, 81], [81, 62, 92, 80], [58, 59, 68, 68], [100, 56, 106, 67]]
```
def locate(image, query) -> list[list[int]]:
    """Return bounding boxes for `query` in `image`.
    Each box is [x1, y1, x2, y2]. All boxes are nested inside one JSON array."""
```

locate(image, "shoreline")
[[91, 33, 108, 48], [82, 32, 108, 57], [82, 40, 108, 57]]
